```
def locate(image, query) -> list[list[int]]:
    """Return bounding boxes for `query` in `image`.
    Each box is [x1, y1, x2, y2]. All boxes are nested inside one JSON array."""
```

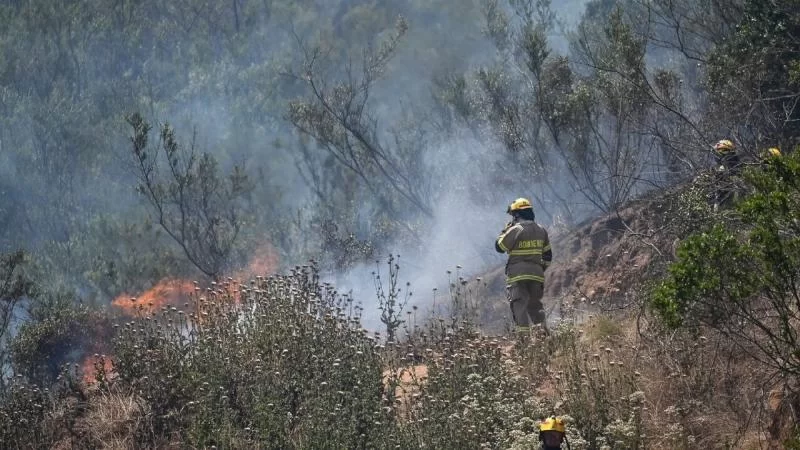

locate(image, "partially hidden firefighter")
[[762, 147, 782, 161], [712, 139, 741, 174], [711, 139, 742, 210], [495, 198, 552, 336], [539, 416, 571, 450]]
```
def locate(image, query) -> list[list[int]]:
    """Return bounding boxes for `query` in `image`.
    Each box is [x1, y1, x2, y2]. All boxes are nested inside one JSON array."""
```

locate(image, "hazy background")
[[0, 0, 730, 330]]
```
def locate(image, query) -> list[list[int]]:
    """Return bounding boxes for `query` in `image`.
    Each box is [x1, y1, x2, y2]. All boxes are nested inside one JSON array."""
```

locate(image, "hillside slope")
[[479, 182, 705, 329]]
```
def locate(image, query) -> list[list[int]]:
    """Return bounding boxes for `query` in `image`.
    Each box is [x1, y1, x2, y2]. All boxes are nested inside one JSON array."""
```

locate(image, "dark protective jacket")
[[495, 219, 552, 284], [714, 151, 741, 174]]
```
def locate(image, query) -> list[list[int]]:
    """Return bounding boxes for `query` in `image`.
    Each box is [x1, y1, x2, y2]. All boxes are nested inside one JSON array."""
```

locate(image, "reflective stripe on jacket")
[[495, 219, 552, 284]]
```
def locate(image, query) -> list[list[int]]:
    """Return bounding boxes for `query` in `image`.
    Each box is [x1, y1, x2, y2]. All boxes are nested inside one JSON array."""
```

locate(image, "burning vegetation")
[[80, 244, 280, 385], [111, 279, 196, 315], [81, 355, 114, 385]]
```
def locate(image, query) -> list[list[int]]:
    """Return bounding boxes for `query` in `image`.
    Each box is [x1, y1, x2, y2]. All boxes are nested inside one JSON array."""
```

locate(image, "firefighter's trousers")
[[507, 280, 545, 332]]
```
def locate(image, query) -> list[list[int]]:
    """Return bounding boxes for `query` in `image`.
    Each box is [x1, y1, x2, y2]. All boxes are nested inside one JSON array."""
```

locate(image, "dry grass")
[[383, 364, 428, 418], [499, 313, 780, 449], [581, 315, 777, 449], [80, 389, 147, 449]]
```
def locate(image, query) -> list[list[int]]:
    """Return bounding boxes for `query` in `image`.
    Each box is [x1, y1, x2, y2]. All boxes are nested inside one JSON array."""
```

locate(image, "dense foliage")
[[654, 151, 800, 378], [2, 0, 800, 447], [1, 268, 656, 449], [3, 0, 784, 295]]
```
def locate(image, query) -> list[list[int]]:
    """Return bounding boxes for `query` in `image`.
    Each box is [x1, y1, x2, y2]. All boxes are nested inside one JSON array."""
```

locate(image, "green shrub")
[[0, 263, 684, 449], [653, 152, 800, 379], [0, 378, 55, 448], [0, 369, 88, 449], [111, 264, 390, 449], [10, 294, 110, 386]]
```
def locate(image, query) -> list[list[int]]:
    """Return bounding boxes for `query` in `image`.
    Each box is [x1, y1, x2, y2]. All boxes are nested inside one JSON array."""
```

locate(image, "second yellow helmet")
[[713, 139, 735, 153]]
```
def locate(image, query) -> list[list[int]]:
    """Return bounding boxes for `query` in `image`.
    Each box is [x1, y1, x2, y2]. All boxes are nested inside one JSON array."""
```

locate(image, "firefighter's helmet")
[[766, 147, 782, 158], [540, 416, 566, 433], [713, 139, 736, 154], [507, 198, 533, 214]]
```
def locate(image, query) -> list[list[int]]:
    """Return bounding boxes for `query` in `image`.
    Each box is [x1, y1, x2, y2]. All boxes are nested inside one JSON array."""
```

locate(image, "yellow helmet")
[[713, 139, 735, 153], [507, 198, 533, 213], [766, 147, 782, 158], [539, 416, 566, 433]]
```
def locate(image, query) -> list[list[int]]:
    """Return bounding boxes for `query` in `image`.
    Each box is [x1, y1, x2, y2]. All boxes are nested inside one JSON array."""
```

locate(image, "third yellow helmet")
[[767, 147, 782, 158]]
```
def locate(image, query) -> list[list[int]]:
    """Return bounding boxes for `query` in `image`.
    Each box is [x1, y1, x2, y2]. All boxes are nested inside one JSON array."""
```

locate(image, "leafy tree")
[[127, 113, 254, 279], [653, 151, 800, 384], [288, 16, 435, 219], [436, 0, 707, 220], [436, 0, 580, 220], [706, 0, 800, 151]]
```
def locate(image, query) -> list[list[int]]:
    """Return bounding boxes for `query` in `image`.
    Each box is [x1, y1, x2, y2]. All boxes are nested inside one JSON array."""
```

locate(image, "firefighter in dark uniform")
[[496, 198, 553, 337], [711, 139, 742, 210]]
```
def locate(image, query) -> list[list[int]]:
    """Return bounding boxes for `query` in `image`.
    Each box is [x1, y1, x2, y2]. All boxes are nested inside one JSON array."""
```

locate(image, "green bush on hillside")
[[111, 264, 389, 449], [653, 150, 800, 380], [10, 294, 110, 387]]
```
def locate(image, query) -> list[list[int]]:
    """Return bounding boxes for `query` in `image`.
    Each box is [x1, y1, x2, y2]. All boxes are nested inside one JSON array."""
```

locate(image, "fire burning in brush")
[[237, 242, 280, 280], [81, 354, 114, 385], [110, 243, 278, 314], [90, 279, 195, 385], [228, 242, 280, 301], [84, 242, 280, 385], [111, 279, 196, 314]]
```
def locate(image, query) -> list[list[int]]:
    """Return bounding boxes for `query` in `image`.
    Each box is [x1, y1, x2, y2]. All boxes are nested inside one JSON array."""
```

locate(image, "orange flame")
[[99, 243, 280, 384], [81, 355, 114, 385], [112, 279, 195, 314], [111, 243, 278, 315], [226, 243, 280, 303], [238, 242, 279, 280], [109, 244, 278, 317]]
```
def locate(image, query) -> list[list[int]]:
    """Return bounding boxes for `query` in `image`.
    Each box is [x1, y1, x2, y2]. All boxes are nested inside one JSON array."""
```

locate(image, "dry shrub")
[[573, 313, 775, 450], [386, 323, 552, 449], [546, 321, 644, 449], [382, 363, 428, 418], [80, 388, 148, 450], [526, 313, 775, 449]]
